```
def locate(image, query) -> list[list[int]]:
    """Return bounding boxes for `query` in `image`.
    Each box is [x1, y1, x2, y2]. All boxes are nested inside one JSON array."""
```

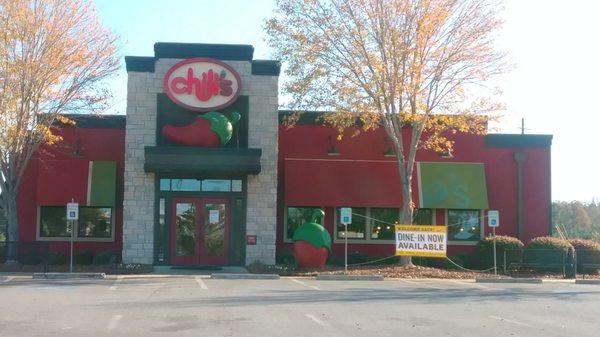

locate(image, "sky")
[[94, 0, 600, 202]]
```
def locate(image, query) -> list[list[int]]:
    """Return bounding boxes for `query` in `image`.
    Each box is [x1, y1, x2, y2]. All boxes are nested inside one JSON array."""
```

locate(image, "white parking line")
[[305, 313, 327, 327], [195, 276, 208, 290], [489, 315, 534, 328], [109, 276, 123, 290], [290, 278, 321, 291], [1, 276, 15, 283], [107, 314, 122, 331]]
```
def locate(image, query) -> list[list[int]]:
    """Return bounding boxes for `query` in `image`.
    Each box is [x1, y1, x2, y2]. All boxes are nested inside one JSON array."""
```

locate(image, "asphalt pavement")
[[0, 275, 598, 337]]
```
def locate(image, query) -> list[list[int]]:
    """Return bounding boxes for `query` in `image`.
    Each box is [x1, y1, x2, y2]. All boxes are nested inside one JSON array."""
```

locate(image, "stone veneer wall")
[[123, 58, 278, 265]]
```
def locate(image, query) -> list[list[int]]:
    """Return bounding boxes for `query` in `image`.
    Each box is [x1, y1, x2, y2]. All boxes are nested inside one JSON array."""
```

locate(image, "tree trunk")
[[4, 191, 19, 264], [397, 173, 413, 266]]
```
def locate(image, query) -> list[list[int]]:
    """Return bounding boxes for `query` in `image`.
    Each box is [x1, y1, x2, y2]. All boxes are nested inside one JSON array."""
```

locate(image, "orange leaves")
[[0, 0, 118, 191], [267, 0, 505, 169]]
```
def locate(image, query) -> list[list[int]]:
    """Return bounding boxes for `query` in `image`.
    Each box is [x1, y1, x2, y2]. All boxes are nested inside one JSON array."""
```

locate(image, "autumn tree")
[[0, 0, 119, 250], [266, 0, 505, 264]]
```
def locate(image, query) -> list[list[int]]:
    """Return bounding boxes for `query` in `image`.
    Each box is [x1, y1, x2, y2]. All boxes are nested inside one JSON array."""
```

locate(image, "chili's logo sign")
[[163, 58, 242, 112]]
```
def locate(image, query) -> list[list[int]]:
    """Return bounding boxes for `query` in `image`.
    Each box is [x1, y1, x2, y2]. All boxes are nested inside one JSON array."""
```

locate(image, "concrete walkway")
[[150, 265, 248, 276]]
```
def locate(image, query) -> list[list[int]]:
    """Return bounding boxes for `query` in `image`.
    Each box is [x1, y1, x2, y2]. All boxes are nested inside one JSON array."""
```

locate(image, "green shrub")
[[73, 250, 93, 265], [18, 252, 42, 265], [412, 256, 437, 267], [525, 236, 573, 272], [276, 251, 296, 266], [527, 236, 573, 251], [93, 251, 118, 266], [569, 239, 600, 274], [347, 251, 369, 265], [475, 235, 524, 269], [47, 251, 66, 265], [0, 232, 5, 242], [443, 253, 475, 270]]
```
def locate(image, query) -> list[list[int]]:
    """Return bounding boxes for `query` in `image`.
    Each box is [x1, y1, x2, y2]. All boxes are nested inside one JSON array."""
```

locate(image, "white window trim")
[[333, 207, 437, 245], [445, 209, 485, 246], [36, 206, 115, 242]]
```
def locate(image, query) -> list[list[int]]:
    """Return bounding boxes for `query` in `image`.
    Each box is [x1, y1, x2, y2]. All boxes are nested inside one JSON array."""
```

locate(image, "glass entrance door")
[[170, 197, 230, 265]]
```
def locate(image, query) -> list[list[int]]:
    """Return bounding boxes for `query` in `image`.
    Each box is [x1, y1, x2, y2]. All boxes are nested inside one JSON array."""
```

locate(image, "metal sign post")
[[493, 227, 497, 275], [340, 208, 352, 274], [66, 201, 79, 274], [488, 210, 500, 275]]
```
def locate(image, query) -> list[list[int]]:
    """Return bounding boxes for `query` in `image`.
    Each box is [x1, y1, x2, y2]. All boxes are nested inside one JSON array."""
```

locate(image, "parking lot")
[[0, 275, 598, 337]]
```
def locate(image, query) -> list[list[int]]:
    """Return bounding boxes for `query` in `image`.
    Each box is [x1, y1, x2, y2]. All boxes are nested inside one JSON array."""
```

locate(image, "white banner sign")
[[395, 225, 447, 258]]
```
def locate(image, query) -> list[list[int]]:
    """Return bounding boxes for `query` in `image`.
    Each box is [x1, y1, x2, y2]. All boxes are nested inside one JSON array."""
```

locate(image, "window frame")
[[283, 206, 324, 243], [445, 209, 484, 245], [333, 207, 437, 245], [36, 205, 115, 242]]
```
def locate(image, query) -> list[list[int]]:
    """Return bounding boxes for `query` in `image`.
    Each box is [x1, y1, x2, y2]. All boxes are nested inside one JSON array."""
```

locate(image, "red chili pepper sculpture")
[[293, 209, 331, 269], [162, 112, 241, 147]]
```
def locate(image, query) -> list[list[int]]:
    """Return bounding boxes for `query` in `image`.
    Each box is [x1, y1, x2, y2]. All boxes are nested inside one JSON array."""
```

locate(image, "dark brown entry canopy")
[[144, 146, 261, 175]]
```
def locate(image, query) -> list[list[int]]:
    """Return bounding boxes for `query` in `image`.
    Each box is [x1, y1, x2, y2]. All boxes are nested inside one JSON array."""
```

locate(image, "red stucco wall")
[[277, 124, 551, 260], [14, 121, 551, 262], [17, 126, 125, 255]]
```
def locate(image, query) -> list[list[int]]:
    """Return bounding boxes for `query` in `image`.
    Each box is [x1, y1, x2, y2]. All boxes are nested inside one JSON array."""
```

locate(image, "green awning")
[[417, 162, 489, 209], [87, 161, 117, 206]]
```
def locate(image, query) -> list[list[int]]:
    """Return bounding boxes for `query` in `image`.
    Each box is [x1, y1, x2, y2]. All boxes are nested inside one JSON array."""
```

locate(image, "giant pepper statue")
[[162, 111, 241, 147], [292, 209, 331, 268]]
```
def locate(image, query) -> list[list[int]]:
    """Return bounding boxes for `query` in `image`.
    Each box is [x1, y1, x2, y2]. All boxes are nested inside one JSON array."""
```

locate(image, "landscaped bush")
[[347, 251, 369, 265], [525, 236, 573, 272], [474, 235, 524, 269], [18, 252, 42, 265], [527, 236, 573, 251], [276, 251, 296, 266], [443, 253, 475, 270], [569, 238, 600, 274], [93, 251, 118, 266], [47, 251, 66, 265], [73, 250, 93, 265], [412, 256, 437, 267]]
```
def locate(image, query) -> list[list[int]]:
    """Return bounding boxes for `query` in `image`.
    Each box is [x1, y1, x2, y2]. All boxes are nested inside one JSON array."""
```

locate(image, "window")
[[231, 180, 242, 192], [333, 207, 434, 243], [159, 179, 243, 192], [77, 207, 112, 238], [336, 207, 366, 239], [156, 198, 166, 262], [447, 209, 481, 241], [370, 208, 398, 240], [39, 206, 69, 238], [202, 179, 231, 192], [38, 206, 113, 241], [171, 179, 201, 191], [159, 179, 171, 191], [413, 208, 433, 225], [286, 206, 322, 240]]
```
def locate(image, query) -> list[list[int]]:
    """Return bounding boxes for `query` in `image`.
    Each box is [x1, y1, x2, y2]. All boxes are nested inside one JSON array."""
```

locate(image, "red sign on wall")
[[163, 58, 242, 112], [246, 235, 257, 245]]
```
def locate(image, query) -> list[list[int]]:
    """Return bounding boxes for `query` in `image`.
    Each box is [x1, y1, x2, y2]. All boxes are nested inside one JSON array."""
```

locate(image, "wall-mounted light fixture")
[[71, 138, 83, 158], [327, 135, 339, 156], [439, 149, 453, 158], [383, 137, 395, 157]]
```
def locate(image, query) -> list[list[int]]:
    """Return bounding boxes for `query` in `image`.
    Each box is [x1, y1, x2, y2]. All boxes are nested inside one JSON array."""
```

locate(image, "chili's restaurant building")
[[14, 43, 553, 267]]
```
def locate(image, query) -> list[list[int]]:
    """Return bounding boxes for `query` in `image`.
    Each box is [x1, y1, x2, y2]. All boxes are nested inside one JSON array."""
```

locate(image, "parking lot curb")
[[575, 279, 600, 285], [476, 278, 542, 284], [32, 272, 106, 279], [211, 273, 280, 280], [315, 274, 384, 281]]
